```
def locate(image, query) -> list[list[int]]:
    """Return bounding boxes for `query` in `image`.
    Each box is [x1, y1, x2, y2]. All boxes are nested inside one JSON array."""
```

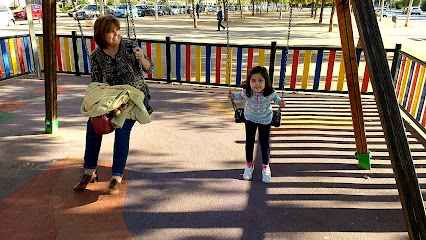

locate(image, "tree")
[[328, 0, 335, 32], [192, 0, 197, 28]]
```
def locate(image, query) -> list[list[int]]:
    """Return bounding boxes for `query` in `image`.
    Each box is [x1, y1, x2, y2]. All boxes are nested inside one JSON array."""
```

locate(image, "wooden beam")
[[42, 0, 58, 133], [335, 0, 369, 157], [351, 0, 426, 239]]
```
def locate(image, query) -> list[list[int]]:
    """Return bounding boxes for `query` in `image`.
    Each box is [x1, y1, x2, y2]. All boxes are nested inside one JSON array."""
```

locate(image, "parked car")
[[158, 5, 172, 15], [170, 5, 180, 15], [143, 5, 156, 16], [0, 4, 15, 26], [402, 7, 422, 15], [73, 4, 113, 20], [67, 4, 85, 17], [12, 4, 42, 20], [135, 4, 146, 17], [114, 4, 138, 18]]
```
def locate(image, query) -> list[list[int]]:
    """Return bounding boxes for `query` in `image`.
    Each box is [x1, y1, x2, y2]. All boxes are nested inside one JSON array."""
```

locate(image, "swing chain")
[[71, 0, 90, 56], [280, 0, 294, 101], [127, 1, 137, 40], [225, 0, 232, 93]]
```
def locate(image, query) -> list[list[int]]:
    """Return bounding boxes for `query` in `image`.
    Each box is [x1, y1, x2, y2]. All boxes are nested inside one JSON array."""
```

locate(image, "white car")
[[402, 7, 422, 15], [170, 5, 180, 15], [114, 4, 138, 18], [0, 4, 15, 26]]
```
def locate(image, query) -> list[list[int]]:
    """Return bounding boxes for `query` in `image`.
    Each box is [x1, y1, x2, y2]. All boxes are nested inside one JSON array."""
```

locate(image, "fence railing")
[[0, 33, 424, 129], [393, 50, 426, 128], [0, 34, 34, 80]]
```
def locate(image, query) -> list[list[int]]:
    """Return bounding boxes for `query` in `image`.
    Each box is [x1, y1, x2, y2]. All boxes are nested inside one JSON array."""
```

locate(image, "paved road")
[[1, 9, 425, 59]]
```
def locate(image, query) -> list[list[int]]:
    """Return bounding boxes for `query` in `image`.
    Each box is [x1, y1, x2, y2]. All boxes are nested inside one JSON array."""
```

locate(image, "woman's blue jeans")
[[245, 120, 271, 165], [83, 118, 136, 177]]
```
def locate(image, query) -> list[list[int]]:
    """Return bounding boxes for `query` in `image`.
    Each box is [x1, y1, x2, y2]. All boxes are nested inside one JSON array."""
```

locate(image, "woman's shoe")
[[106, 179, 120, 195], [73, 171, 98, 191]]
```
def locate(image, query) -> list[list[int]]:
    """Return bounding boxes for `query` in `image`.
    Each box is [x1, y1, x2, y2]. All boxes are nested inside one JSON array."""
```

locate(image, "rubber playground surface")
[[0, 74, 425, 239]]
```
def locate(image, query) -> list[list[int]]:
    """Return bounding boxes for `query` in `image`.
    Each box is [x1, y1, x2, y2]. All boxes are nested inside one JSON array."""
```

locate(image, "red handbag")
[[91, 113, 114, 135]]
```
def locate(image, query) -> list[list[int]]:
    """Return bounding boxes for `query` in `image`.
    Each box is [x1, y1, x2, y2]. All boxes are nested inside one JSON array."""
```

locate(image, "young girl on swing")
[[228, 66, 286, 183]]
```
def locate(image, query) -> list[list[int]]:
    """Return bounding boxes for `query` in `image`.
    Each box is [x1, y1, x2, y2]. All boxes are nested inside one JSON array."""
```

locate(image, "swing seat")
[[234, 107, 245, 123]]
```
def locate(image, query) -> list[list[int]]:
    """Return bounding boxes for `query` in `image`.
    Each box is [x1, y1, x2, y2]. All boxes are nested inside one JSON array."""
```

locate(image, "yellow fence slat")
[[63, 37, 72, 72], [8, 39, 18, 75], [398, 59, 411, 104], [302, 50, 312, 89], [196, 45, 201, 82], [156, 43, 162, 79], [411, 66, 426, 115], [226, 47, 233, 85], [39, 36, 44, 69], [258, 49, 265, 67], [337, 57, 345, 91]]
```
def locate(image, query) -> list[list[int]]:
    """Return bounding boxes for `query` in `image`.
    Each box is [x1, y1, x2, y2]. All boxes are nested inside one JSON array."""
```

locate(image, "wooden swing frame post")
[[335, 0, 370, 169], [351, 0, 426, 238], [42, 0, 58, 134]]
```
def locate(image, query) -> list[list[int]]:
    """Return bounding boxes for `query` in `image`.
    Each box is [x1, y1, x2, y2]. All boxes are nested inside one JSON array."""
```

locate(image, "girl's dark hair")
[[94, 15, 121, 49], [241, 66, 274, 97]]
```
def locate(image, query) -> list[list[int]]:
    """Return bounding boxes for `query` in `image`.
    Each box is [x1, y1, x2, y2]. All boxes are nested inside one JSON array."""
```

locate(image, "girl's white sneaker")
[[243, 165, 254, 180], [262, 165, 271, 183]]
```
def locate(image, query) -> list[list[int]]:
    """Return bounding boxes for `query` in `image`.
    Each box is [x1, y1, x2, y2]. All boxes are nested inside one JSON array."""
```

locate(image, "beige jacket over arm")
[[81, 82, 151, 128]]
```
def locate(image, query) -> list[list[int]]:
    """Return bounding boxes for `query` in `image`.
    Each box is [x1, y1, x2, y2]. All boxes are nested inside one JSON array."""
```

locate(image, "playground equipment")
[[0, 0, 424, 238]]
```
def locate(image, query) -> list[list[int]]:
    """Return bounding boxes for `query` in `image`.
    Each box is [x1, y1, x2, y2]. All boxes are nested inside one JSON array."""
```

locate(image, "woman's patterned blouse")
[[89, 38, 154, 94]]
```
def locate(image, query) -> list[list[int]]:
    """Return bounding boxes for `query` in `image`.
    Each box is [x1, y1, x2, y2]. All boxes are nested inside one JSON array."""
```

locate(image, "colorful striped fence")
[[0, 35, 34, 80], [1, 33, 425, 129], [393, 51, 426, 128]]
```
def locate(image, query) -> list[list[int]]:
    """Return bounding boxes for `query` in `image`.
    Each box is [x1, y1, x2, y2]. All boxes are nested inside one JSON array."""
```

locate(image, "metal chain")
[[71, 0, 90, 56], [281, 0, 293, 97], [128, 3, 137, 40], [225, 0, 232, 93]]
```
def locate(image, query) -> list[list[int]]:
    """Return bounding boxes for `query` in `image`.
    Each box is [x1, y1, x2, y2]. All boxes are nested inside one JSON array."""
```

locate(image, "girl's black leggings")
[[245, 120, 271, 165]]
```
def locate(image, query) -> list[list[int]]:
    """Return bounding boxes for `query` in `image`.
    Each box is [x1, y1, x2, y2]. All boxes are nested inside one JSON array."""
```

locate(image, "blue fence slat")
[[313, 50, 323, 90], [279, 49, 287, 89], [205, 45, 211, 83], [23, 37, 32, 71], [82, 38, 89, 73], [415, 79, 426, 121], [1, 39, 10, 77], [356, 50, 361, 66], [176, 44, 181, 81], [394, 55, 402, 86], [236, 47, 243, 86], [402, 61, 416, 108]]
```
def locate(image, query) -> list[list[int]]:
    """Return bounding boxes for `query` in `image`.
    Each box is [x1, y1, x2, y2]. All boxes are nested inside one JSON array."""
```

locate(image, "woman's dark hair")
[[93, 15, 121, 49], [241, 66, 274, 97]]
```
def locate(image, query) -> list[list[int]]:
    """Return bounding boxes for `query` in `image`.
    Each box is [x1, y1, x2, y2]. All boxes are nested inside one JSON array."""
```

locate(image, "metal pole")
[[25, 0, 41, 77]]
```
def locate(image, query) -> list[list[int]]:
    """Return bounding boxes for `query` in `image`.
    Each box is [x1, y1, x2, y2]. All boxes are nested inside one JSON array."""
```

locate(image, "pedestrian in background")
[[217, 5, 225, 31], [196, 3, 200, 18]]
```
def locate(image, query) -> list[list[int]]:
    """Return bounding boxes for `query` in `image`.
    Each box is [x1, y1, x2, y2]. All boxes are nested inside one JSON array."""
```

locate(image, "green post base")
[[45, 118, 59, 134], [357, 150, 372, 170]]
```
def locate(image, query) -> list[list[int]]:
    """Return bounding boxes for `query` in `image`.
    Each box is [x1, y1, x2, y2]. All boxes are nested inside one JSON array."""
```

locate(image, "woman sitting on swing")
[[73, 14, 154, 195]]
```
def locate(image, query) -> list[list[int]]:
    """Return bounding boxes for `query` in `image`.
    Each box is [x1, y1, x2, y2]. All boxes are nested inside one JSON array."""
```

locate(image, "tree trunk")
[[329, 0, 336, 32], [314, 0, 319, 19], [405, 0, 414, 26], [311, 0, 314, 17], [155, 0, 158, 19], [239, 0, 243, 18], [192, 0, 197, 28], [319, 0, 325, 23], [252, 1, 255, 16]]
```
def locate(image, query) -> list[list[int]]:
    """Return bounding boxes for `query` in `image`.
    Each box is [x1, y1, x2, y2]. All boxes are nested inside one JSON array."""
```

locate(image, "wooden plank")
[[351, 0, 426, 238], [42, 0, 58, 133], [335, 0, 368, 155]]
